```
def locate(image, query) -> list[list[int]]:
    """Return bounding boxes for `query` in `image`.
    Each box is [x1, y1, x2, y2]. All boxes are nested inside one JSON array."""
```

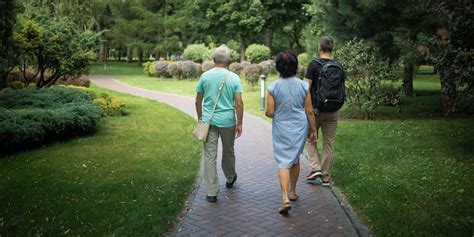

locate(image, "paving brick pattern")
[[90, 76, 369, 237]]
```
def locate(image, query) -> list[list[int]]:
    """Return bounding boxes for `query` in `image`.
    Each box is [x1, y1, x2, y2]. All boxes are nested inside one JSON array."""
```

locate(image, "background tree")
[[197, 0, 265, 61], [430, 1, 473, 115], [0, 0, 19, 88], [315, 0, 438, 96]]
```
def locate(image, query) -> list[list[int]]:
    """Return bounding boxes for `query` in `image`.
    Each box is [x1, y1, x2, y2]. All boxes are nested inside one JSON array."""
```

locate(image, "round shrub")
[[66, 85, 127, 116], [241, 61, 251, 69], [202, 60, 215, 72], [57, 76, 91, 87], [182, 44, 210, 63], [230, 48, 240, 62], [155, 61, 170, 78], [259, 60, 276, 75], [179, 61, 198, 79], [229, 62, 243, 75], [143, 61, 158, 77], [194, 63, 202, 77], [297, 65, 306, 79], [297, 53, 311, 67], [243, 64, 263, 86], [245, 44, 270, 63], [167, 63, 182, 79]]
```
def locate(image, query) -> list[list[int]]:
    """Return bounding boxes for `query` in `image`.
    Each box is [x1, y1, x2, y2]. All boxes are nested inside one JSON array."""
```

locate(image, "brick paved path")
[[90, 76, 370, 237]]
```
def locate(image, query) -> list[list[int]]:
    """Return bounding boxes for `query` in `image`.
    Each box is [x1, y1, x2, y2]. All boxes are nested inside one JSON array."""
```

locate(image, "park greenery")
[[89, 62, 473, 236], [0, 0, 472, 236]]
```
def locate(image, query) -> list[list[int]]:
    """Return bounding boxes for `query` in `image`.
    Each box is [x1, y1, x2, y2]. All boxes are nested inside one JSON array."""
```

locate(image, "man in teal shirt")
[[195, 45, 244, 203]]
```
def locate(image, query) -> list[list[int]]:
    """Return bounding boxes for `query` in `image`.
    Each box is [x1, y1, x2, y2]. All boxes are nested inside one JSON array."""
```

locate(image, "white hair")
[[213, 45, 232, 64]]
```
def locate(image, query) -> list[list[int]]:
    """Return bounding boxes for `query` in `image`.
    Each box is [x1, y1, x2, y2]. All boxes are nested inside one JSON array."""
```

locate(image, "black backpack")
[[312, 59, 346, 113]]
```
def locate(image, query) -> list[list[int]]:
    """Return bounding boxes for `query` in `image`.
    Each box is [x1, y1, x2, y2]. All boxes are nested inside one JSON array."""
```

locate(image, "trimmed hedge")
[[0, 87, 101, 154]]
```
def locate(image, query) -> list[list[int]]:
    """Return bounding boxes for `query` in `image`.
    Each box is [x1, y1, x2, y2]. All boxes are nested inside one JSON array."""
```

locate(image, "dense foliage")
[[243, 64, 263, 86], [245, 44, 270, 63], [336, 39, 401, 119], [182, 44, 210, 63], [430, 2, 473, 115], [0, 87, 101, 154], [12, 13, 99, 88]]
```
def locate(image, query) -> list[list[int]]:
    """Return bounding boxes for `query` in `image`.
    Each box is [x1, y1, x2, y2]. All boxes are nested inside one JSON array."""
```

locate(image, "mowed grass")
[[90, 61, 474, 236], [333, 119, 474, 236], [0, 85, 201, 236]]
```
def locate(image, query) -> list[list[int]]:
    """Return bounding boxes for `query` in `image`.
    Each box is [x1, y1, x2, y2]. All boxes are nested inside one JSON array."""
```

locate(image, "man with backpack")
[[304, 36, 345, 187]]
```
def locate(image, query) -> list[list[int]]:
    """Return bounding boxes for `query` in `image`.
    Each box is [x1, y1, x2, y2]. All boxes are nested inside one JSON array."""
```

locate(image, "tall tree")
[[0, 0, 19, 88], [315, 0, 438, 95], [197, 0, 265, 61], [261, 1, 310, 56], [430, 1, 473, 115]]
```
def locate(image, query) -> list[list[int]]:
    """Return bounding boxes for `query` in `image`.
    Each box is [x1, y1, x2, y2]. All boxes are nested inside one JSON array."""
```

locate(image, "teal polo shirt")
[[196, 67, 243, 128]]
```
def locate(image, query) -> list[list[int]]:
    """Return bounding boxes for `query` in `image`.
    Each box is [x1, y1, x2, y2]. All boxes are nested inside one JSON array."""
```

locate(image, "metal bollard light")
[[259, 74, 267, 111]]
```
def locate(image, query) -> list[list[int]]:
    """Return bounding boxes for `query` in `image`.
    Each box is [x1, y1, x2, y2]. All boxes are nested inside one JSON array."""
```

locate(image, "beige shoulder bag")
[[193, 73, 228, 141]]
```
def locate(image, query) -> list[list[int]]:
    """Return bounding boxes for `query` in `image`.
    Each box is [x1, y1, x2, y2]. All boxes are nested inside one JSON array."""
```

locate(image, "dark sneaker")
[[304, 170, 322, 180], [307, 177, 322, 185], [226, 173, 237, 188], [206, 196, 217, 202], [321, 180, 331, 187]]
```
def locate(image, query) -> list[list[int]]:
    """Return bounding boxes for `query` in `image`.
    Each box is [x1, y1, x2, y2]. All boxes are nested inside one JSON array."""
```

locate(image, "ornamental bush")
[[297, 53, 311, 67], [67, 85, 126, 116], [259, 60, 276, 75], [335, 39, 401, 119], [179, 61, 198, 79], [155, 61, 170, 78], [243, 64, 263, 86], [297, 65, 306, 79], [202, 60, 215, 72], [0, 87, 101, 154], [167, 63, 182, 79], [143, 61, 158, 77], [241, 61, 251, 70], [194, 63, 202, 77], [229, 62, 243, 75], [182, 44, 210, 63], [245, 44, 270, 63]]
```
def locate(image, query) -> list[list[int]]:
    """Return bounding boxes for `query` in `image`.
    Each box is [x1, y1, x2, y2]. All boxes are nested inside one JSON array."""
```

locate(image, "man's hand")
[[235, 125, 242, 139]]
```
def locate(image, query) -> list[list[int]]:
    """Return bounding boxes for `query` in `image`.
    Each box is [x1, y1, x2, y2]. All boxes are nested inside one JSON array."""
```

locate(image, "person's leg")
[[219, 126, 236, 183], [203, 127, 220, 196], [320, 112, 339, 183], [305, 116, 322, 179], [278, 168, 290, 204], [289, 162, 300, 199]]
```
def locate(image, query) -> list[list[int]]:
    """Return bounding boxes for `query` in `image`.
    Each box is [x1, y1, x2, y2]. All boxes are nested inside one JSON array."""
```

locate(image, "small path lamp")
[[259, 74, 267, 111]]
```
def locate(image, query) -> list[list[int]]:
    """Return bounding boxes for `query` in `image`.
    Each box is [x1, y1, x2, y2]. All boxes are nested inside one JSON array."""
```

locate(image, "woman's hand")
[[309, 130, 317, 145]]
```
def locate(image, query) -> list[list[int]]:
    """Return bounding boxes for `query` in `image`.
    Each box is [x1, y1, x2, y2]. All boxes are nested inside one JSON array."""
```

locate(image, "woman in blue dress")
[[266, 51, 317, 214]]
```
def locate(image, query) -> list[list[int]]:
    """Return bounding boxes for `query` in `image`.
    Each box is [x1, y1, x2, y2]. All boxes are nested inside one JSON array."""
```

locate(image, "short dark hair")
[[319, 36, 334, 53], [275, 51, 298, 78]]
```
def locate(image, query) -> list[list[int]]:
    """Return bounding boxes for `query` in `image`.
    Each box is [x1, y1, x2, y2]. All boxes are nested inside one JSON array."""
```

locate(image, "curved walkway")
[[90, 76, 370, 237]]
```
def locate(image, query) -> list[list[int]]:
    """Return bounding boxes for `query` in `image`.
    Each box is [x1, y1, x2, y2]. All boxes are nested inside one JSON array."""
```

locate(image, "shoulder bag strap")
[[208, 71, 229, 123]]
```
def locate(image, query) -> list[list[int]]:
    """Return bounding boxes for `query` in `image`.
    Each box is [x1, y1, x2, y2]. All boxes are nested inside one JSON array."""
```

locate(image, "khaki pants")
[[306, 111, 339, 182], [203, 126, 236, 196]]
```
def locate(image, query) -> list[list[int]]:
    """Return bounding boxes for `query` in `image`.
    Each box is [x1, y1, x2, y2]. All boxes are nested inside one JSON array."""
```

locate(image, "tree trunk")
[[155, 52, 160, 61], [127, 47, 132, 63], [99, 41, 106, 63], [265, 29, 274, 57], [137, 49, 143, 65], [440, 71, 457, 116], [117, 49, 122, 61], [240, 36, 246, 62], [403, 62, 414, 96]]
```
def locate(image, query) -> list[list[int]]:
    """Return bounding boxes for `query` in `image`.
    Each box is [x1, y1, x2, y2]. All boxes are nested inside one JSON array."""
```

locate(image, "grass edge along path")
[[0, 84, 201, 236]]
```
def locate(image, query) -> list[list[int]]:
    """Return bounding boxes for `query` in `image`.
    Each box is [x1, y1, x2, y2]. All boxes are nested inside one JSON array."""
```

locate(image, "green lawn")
[[0, 85, 201, 236], [89, 61, 474, 236]]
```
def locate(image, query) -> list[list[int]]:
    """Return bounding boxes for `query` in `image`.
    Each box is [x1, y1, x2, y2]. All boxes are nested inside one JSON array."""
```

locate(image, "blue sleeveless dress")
[[268, 77, 309, 168]]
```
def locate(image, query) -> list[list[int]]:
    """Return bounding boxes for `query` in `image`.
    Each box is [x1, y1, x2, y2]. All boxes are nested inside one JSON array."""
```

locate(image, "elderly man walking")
[[195, 45, 244, 203]]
